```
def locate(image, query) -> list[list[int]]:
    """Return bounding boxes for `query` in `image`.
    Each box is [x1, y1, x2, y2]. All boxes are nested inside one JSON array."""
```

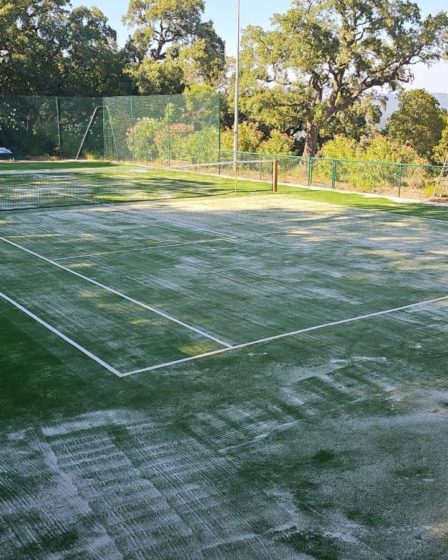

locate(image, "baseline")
[[0, 236, 232, 348], [121, 295, 448, 377]]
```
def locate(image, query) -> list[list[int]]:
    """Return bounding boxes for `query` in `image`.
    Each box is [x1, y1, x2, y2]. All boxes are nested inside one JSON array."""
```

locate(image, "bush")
[[319, 134, 429, 193], [320, 135, 357, 160], [362, 135, 426, 165], [258, 130, 295, 155], [221, 122, 264, 153], [178, 126, 220, 163], [128, 118, 219, 164], [127, 118, 161, 162]]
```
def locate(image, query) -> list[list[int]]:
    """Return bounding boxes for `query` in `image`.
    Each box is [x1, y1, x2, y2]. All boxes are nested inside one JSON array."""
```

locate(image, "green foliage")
[[433, 116, 448, 163], [322, 134, 426, 165], [0, 1, 130, 96], [128, 117, 218, 164], [364, 136, 425, 165], [173, 126, 219, 163], [238, 1, 448, 156], [221, 123, 264, 153], [319, 134, 428, 193], [320, 96, 382, 143], [126, 59, 185, 95], [388, 90, 446, 161], [127, 117, 161, 161], [258, 131, 295, 155], [60, 7, 131, 96], [320, 136, 357, 161], [124, 0, 225, 94]]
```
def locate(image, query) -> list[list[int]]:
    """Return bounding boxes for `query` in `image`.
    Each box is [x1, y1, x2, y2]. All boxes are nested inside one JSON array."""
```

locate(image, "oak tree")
[[124, 0, 225, 94], [239, 0, 448, 156]]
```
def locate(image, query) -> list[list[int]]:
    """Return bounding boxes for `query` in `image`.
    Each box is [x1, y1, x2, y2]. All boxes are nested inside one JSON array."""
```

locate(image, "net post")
[[272, 159, 279, 193]]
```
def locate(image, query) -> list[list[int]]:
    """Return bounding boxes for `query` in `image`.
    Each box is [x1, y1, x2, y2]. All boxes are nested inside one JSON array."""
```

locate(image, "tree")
[[388, 90, 446, 161], [434, 116, 448, 163], [124, 0, 225, 94], [0, 1, 130, 96], [60, 7, 132, 96], [238, 0, 448, 156], [0, 0, 68, 95]]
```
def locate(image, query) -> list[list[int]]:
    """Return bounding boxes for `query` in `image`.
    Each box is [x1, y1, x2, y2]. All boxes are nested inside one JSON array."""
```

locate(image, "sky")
[[71, 0, 448, 94]]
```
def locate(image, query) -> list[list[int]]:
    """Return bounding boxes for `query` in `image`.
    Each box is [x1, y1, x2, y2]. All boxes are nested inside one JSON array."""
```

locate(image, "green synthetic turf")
[[1, 190, 448, 559], [0, 160, 122, 171], [280, 184, 448, 221], [1, 162, 447, 221]]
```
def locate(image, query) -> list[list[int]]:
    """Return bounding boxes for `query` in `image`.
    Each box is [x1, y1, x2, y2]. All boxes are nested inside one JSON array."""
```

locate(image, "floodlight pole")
[[233, 0, 241, 165]]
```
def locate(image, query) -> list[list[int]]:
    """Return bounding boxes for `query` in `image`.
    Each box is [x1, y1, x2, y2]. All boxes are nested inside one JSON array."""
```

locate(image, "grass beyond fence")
[[220, 151, 443, 200]]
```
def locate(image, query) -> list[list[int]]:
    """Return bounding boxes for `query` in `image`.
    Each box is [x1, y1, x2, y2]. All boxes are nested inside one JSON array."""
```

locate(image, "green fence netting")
[[0, 93, 221, 164]]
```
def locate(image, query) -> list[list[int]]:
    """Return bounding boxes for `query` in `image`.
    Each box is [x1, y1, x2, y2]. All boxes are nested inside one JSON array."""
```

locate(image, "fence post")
[[307, 157, 314, 186], [272, 159, 279, 192], [217, 92, 221, 165], [332, 159, 337, 190], [167, 116, 172, 167], [397, 163, 405, 198], [130, 96, 136, 164]]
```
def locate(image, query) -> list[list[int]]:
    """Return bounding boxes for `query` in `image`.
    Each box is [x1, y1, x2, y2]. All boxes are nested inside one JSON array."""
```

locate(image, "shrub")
[[320, 135, 357, 160], [127, 117, 161, 162], [319, 134, 428, 193], [221, 122, 264, 153], [258, 130, 295, 155]]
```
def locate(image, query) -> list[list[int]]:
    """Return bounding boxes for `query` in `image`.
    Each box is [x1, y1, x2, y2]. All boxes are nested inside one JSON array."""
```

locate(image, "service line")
[[121, 294, 448, 377]]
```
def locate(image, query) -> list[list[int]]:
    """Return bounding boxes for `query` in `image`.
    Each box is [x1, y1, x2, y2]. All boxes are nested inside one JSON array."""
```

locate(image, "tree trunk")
[[303, 123, 320, 157]]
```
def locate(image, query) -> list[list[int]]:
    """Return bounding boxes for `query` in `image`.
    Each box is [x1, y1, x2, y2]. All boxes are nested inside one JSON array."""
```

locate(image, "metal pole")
[[55, 97, 62, 159], [332, 159, 337, 190], [233, 0, 241, 165], [130, 97, 136, 164]]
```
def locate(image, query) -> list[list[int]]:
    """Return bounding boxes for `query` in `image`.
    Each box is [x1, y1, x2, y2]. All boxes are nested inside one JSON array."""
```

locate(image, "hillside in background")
[[380, 92, 448, 127]]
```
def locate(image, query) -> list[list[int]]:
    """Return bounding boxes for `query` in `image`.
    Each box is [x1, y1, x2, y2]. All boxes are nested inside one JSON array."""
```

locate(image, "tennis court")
[[1, 163, 448, 559]]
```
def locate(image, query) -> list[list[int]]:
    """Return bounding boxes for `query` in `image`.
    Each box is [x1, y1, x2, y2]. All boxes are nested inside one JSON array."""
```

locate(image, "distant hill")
[[380, 92, 448, 128]]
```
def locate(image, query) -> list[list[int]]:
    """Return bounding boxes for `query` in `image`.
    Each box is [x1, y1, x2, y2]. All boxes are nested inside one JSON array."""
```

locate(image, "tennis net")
[[0, 160, 277, 211]]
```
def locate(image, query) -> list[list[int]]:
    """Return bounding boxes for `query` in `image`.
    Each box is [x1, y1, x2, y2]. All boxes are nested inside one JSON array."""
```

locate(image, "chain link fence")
[[0, 93, 220, 164], [221, 151, 442, 200]]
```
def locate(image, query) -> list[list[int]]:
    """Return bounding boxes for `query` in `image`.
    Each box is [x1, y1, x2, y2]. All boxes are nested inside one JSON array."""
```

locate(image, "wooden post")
[[272, 159, 279, 192]]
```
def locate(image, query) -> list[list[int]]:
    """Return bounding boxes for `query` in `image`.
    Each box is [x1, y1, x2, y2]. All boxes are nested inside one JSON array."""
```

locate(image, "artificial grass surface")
[[1, 192, 448, 558], [1, 161, 446, 221], [0, 160, 121, 171]]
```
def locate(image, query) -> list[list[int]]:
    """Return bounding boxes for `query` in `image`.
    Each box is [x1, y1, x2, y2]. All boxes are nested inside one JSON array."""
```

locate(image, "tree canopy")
[[237, 0, 448, 156], [0, 0, 131, 96], [388, 89, 446, 161], [124, 0, 225, 94], [1, 0, 448, 163]]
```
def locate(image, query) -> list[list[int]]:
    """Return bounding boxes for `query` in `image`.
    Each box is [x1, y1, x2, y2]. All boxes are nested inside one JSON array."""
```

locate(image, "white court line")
[[121, 295, 448, 377], [108, 206, 238, 240], [0, 291, 121, 376], [0, 236, 232, 348], [53, 237, 232, 261]]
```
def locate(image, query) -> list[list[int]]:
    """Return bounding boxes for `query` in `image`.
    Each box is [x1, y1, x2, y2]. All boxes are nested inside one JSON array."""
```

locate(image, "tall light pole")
[[233, 0, 241, 165]]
